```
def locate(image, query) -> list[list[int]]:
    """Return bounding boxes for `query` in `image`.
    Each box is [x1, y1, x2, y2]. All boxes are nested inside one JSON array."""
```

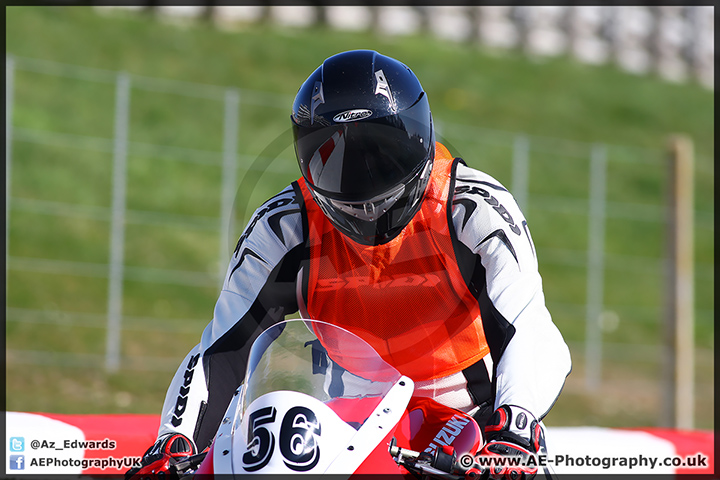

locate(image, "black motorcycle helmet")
[[291, 50, 435, 245]]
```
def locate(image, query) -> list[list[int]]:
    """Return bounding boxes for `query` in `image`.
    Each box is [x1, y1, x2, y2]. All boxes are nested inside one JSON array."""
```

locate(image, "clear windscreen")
[[240, 319, 402, 429]]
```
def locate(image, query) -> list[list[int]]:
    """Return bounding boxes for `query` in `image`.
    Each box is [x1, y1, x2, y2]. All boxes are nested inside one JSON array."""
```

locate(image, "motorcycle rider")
[[127, 49, 572, 480]]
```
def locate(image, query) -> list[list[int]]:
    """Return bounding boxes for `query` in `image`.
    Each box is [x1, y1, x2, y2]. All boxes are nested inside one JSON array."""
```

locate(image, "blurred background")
[[5, 6, 714, 431]]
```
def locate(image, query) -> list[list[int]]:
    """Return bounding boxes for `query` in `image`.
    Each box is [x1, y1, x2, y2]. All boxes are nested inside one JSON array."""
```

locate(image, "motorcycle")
[[173, 319, 501, 478]]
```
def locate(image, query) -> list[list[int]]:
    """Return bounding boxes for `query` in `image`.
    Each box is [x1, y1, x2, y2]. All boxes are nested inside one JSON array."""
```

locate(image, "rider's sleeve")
[[451, 163, 572, 420], [157, 185, 306, 450]]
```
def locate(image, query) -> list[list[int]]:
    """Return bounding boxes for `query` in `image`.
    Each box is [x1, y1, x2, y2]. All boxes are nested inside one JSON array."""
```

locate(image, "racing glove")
[[125, 432, 196, 480], [476, 405, 543, 480]]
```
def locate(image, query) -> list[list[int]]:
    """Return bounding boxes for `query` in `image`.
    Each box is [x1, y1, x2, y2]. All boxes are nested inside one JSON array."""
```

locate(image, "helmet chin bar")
[[325, 183, 405, 222], [310, 159, 432, 246]]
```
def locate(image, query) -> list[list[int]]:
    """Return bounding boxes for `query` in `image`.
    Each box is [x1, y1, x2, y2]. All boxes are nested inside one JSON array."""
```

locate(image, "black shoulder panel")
[[195, 240, 307, 450]]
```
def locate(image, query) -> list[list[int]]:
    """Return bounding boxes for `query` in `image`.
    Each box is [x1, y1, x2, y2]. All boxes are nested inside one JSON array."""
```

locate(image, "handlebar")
[[389, 437, 486, 480]]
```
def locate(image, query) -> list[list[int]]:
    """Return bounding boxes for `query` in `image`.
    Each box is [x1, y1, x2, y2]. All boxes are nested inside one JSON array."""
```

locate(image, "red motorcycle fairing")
[[193, 397, 482, 477], [328, 395, 482, 476], [400, 396, 482, 458], [194, 443, 214, 476], [352, 428, 409, 475]]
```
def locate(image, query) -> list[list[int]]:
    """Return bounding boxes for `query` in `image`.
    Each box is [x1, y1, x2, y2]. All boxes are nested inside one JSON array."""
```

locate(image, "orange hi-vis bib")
[[298, 142, 490, 381]]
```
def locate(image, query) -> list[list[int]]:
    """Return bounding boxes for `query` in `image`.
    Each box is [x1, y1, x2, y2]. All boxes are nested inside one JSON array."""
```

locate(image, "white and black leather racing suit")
[[155, 160, 572, 451]]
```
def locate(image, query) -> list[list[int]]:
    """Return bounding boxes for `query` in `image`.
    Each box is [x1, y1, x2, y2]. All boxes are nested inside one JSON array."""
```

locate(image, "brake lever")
[[169, 451, 208, 478]]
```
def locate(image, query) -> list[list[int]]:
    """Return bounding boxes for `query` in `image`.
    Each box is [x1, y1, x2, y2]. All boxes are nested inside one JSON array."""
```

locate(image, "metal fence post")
[[585, 143, 607, 390], [6, 56, 15, 256], [105, 72, 131, 372], [511, 134, 530, 212], [219, 88, 240, 284]]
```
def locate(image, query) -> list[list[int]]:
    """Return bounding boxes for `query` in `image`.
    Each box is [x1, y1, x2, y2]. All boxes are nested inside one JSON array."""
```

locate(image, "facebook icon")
[[10, 455, 25, 470]]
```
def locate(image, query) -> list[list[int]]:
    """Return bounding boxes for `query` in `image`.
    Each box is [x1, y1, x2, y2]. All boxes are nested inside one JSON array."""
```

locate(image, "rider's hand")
[[125, 432, 196, 480], [475, 405, 542, 480]]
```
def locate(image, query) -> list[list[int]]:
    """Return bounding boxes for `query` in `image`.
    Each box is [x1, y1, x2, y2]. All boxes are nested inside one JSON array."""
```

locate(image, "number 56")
[[242, 405, 321, 472]]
